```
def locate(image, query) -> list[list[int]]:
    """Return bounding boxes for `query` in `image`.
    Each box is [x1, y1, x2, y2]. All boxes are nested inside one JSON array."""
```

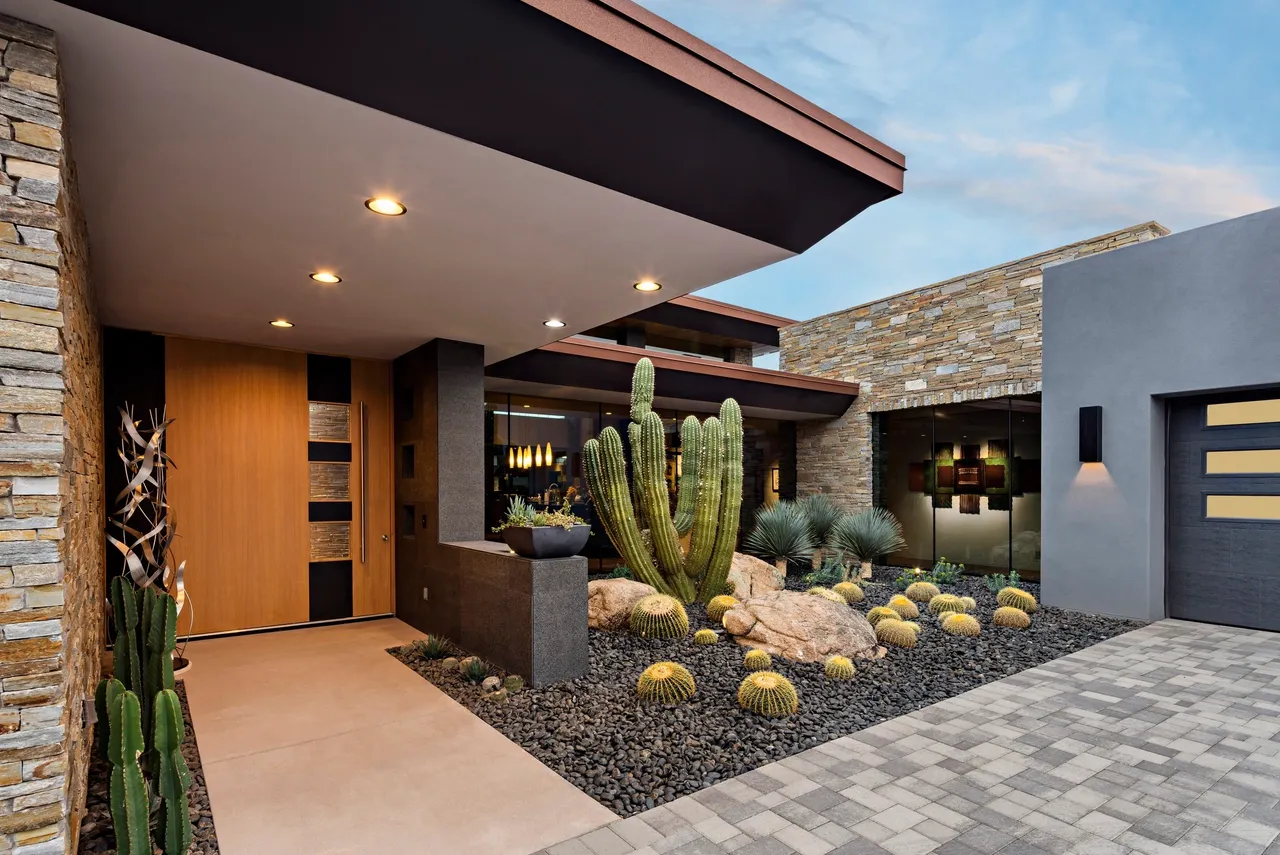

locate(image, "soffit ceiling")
[[1, 1, 901, 363]]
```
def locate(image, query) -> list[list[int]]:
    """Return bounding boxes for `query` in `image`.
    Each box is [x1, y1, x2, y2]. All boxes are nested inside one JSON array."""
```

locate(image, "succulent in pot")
[[493, 496, 590, 559]]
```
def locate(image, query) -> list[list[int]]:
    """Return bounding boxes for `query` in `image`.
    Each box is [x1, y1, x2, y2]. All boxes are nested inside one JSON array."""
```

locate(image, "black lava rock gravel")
[[390, 568, 1145, 817], [78, 681, 219, 855]]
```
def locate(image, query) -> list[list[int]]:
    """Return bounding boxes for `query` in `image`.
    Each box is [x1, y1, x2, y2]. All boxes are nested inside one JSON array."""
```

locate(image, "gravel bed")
[[389, 567, 1145, 817], [78, 681, 219, 855]]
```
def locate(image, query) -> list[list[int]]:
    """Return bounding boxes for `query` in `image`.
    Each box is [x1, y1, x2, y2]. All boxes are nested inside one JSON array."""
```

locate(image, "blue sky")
[[637, 0, 1280, 323]]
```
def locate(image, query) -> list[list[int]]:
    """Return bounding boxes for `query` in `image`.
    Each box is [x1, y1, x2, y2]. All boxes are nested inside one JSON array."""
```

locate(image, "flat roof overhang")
[[3, 0, 903, 362], [486, 337, 857, 421]]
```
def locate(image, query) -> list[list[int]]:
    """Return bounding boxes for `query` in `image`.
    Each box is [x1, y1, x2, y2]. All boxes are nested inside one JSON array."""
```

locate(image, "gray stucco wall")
[[1042, 206, 1280, 620]]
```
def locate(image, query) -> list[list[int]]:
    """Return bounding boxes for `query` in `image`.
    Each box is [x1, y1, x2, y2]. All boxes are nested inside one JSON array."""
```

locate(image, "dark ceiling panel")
[[61, 0, 899, 253]]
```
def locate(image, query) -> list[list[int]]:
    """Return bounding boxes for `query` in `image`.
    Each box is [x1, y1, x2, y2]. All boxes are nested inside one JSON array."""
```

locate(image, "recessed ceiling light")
[[544, 319, 566, 328], [364, 197, 406, 216], [634, 280, 662, 293], [310, 271, 341, 284], [270, 319, 293, 328]]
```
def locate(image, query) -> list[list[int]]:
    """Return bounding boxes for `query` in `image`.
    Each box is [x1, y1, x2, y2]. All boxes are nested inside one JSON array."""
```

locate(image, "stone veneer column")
[[0, 15, 103, 855]]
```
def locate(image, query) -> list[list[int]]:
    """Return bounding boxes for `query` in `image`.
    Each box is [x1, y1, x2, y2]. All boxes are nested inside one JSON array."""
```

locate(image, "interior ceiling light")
[[634, 280, 662, 292], [270, 319, 293, 328], [364, 197, 406, 216], [544, 319, 566, 328], [310, 271, 341, 284]]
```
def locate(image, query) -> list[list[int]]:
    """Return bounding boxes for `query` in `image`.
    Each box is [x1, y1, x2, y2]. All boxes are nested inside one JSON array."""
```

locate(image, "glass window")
[[933, 402, 1012, 575], [1206, 399, 1280, 427], [876, 408, 934, 569], [1010, 398, 1042, 575]]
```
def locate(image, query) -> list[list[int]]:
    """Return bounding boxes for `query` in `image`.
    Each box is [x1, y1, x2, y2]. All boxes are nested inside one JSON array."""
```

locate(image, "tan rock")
[[7, 72, 57, 99], [4, 160, 57, 183], [587, 578, 656, 631], [726, 552, 784, 599], [12, 122, 59, 151], [722, 590, 880, 662]]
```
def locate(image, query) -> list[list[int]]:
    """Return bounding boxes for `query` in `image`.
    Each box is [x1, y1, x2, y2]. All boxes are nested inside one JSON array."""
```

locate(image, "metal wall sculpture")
[[107, 406, 186, 607]]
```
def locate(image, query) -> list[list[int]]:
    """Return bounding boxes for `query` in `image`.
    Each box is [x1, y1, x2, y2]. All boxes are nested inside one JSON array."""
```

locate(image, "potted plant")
[[493, 496, 591, 559]]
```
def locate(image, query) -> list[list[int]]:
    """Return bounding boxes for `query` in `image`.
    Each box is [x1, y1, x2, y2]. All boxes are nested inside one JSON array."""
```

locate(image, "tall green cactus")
[[682, 417, 723, 579], [111, 576, 142, 696], [674, 416, 701, 535], [585, 357, 742, 604], [154, 689, 194, 855], [107, 686, 150, 855], [698, 398, 744, 602]]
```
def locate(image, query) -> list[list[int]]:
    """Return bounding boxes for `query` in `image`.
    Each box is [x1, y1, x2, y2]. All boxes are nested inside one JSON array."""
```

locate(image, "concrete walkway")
[[538, 620, 1280, 855], [181, 618, 615, 855]]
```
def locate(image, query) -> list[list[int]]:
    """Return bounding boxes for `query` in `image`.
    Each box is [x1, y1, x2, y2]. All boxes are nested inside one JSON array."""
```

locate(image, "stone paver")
[[533, 621, 1280, 855]]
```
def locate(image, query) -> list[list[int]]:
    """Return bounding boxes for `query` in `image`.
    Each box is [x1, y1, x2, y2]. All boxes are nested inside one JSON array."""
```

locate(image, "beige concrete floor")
[[181, 618, 615, 855]]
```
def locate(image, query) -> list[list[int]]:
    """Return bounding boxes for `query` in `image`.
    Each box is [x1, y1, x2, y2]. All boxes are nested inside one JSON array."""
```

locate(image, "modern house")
[[0, 1, 905, 851], [483, 294, 859, 566], [780, 223, 1171, 578]]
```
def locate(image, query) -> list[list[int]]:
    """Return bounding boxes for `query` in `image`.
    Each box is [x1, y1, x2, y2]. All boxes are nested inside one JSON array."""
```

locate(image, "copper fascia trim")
[[547, 337, 859, 395], [521, 0, 906, 191], [669, 294, 798, 328]]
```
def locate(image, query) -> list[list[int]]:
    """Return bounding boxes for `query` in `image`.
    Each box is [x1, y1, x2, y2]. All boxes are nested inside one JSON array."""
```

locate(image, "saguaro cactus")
[[107, 686, 150, 855], [583, 358, 743, 604], [154, 689, 194, 855]]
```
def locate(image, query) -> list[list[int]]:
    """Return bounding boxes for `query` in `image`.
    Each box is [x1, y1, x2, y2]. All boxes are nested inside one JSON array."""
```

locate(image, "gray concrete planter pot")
[[502, 524, 591, 559]]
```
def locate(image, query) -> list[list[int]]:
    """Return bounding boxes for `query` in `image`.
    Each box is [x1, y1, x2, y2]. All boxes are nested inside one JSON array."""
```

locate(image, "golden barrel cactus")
[[992, 606, 1032, 628], [887, 595, 919, 619], [706, 595, 738, 623], [832, 581, 864, 604], [692, 629, 718, 645], [867, 606, 901, 627], [808, 587, 848, 605], [630, 594, 690, 638], [876, 619, 918, 648], [941, 613, 982, 637], [743, 649, 772, 671], [960, 596, 977, 611], [928, 594, 967, 615], [636, 662, 696, 704], [825, 655, 856, 680], [738, 671, 799, 717], [905, 581, 940, 602], [997, 587, 1038, 613]]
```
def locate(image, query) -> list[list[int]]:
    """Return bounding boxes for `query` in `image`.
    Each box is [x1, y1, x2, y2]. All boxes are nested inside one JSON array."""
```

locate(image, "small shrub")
[[412, 635, 452, 660], [941, 613, 981, 637], [997, 587, 1038, 613], [983, 569, 1022, 594], [832, 581, 864, 604], [630, 594, 690, 638], [637, 662, 696, 704], [461, 657, 489, 684], [743, 649, 772, 671], [692, 629, 719, 645], [808, 587, 848, 605], [992, 606, 1032, 628], [800, 557, 844, 588], [887, 595, 919, 619], [866, 606, 900, 627], [930, 557, 964, 585], [928, 594, 967, 615], [875, 619, 918, 648], [738, 671, 799, 717], [893, 566, 928, 590], [905, 581, 940, 602], [608, 565, 633, 580], [825, 655, 856, 680], [706, 595, 738, 623]]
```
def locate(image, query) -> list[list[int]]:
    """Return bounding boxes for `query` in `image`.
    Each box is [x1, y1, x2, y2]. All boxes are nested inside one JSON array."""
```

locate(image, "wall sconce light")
[[1079, 406, 1102, 463]]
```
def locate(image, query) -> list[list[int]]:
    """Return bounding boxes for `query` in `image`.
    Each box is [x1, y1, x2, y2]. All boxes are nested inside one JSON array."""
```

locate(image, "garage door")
[[1167, 390, 1280, 630]]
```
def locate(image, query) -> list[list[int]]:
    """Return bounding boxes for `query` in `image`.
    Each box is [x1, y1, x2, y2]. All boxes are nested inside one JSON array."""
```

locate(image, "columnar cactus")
[[637, 662, 696, 704], [107, 685, 149, 855], [674, 416, 701, 536], [630, 594, 690, 638], [153, 689, 193, 855], [997, 587, 1038, 613], [583, 358, 744, 604], [738, 671, 799, 717]]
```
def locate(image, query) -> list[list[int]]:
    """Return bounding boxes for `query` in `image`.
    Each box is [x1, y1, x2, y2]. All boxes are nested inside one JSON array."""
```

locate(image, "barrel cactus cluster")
[[94, 577, 193, 855], [866, 606, 901, 627], [636, 662, 697, 704], [629, 594, 690, 638], [583, 358, 743, 604]]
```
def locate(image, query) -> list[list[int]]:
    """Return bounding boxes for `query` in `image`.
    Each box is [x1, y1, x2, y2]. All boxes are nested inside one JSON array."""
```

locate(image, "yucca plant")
[[412, 635, 452, 660], [829, 508, 907, 580], [461, 657, 489, 684], [798, 494, 843, 567], [743, 501, 815, 574]]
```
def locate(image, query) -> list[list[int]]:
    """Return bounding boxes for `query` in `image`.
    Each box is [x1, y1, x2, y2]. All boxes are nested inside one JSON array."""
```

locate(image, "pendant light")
[[535, 444, 543, 467], [544, 442, 553, 466], [508, 447, 515, 469]]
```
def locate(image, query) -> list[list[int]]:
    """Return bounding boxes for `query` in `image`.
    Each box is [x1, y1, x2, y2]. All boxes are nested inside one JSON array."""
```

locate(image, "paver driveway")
[[538, 620, 1280, 855]]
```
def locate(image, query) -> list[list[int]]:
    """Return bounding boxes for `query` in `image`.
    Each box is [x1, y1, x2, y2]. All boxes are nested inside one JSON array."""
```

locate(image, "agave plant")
[[798, 494, 843, 562], [829, 508, 906, 580], [742, 501, 815, 573]]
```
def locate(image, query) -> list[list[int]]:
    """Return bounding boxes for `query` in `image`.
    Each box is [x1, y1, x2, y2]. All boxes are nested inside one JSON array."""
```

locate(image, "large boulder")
[[722, 590, 881, 662], [726, 552, 785, 599], [587, 578, 656, 631]]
